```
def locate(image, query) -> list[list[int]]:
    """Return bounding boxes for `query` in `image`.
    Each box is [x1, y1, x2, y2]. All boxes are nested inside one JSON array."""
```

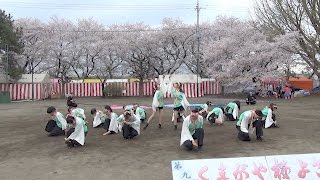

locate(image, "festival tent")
[[83, 79, 101, 83], [261, 77, 282, 84], [288, 77, 313, 91], [17, 74, 50, 84]]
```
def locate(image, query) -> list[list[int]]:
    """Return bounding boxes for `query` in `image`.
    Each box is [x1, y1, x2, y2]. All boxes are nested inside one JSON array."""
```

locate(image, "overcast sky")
[[1, 0, 254, 25]]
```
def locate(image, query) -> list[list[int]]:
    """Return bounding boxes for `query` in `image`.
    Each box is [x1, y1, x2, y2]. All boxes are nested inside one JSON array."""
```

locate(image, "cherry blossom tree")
[[202, 17, 296, 92], [120, 23, 156, 96], [254, 0, 320, 77], [14, 15, 297, 95], [68, 18, 106, 79], [43, 17, 75, 84], [15, 18, 49, 74], [150, 18, 194, 76]]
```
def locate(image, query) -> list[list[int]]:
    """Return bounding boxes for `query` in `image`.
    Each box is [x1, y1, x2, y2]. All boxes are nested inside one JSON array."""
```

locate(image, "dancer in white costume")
[[143, 84, 165, 130], [45, 106, 67, 136], [91, 108, 106, 128], [169, 79, 190, 130], [199, 101, 211, 119], [102, 105, 119, 135], [206, 107, 224, 125], [262, 103, 279, 128], [69, 103, 88, 136], [225, 101, 240, 121], [117, 110, 140, 139], [236, 110, 263, 141], [180, 108, 204, 151], [133, 103, 146, 123], [65, 115, 85, 148]]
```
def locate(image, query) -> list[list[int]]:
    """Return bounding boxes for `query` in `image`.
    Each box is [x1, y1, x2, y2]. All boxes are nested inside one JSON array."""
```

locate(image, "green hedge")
[[103, 84, 125, 97]]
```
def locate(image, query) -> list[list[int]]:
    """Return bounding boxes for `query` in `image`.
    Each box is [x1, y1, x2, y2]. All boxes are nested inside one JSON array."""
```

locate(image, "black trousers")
[[272, 114, 276, 122], [226, 113, 236, 121], [183, 128, 204, 150], [103, 118, 111, 130], [200, 112, 208, 119], [94, 123, 104, 128], [246, 99, 256, 105], [103, 118, 116, 134], [66, 139, 82, 147], [45, 120, 64, 136], [236, 120, 263, 141], [66, 127, 75, 137], [207, 113, 217, 124], [225, 107, 236, 121], [122, 124, 138, 139], [140, 119, 145, 123]]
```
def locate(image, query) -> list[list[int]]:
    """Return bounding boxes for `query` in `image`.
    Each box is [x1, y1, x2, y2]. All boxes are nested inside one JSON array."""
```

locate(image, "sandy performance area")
[[0, 95, 319, 180]]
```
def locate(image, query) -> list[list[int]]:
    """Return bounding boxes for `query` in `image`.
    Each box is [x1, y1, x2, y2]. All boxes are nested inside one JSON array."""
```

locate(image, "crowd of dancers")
[[45, 81, 279, 150]]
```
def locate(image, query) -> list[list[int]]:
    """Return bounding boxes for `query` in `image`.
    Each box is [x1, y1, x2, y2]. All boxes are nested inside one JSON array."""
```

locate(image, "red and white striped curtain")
[[0, 81, 222, 101], [0, 83, 46, 100], [51, 81, 221, 98]]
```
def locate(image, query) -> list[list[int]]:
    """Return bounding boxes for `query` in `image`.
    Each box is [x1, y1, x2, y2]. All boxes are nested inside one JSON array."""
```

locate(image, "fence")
[[0, 81, 221, 101], [0, 83, 49, 101]]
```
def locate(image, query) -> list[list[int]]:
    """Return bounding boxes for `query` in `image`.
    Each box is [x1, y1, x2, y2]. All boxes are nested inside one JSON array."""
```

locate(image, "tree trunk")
[[102, 79, 107, 98], [61, 80, 66, 98], [139, 77, 144, 97]]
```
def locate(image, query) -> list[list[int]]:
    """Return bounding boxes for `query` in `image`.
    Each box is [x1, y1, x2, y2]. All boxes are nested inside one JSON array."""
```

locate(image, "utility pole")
[[196, 0, 201, 97], [31, 59, 34, 101], [5, 44, 8, 84]]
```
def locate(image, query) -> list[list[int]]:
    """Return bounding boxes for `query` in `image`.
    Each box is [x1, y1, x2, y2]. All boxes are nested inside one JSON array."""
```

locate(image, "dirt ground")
[[0, 94, 319, 180]]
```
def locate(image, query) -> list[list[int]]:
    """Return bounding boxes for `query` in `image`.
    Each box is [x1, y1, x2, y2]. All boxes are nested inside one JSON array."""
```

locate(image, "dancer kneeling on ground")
[[133, 103, 146, 123], [225, 100, 240, 121], [123, 104, 134, 112], [180, 108, 204, 151], [246, 92, 256, 105], [144, 84, 164, 130], [91, 108, 106, 128], [65, 115, 85, 148], [117, 110, 140, 139], [103, 105, 119, 135], [45, 106, 67, 136], [206, 107, 224, 125], [236, 110, 263, 141], [262, 103, 279, 128], [69, 103, 88, 136], [199, 101, 211, 119]]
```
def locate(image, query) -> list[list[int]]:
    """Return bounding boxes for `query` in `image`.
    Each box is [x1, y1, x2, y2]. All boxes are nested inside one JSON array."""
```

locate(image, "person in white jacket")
[[206, 107, 224, 125], [45, 106, 67, 137], [102, 105, 119, 135], [225, 100, 240, 121], [199, 101, 211, 119], [117, 110, 140, 139], [91, 108, 106, 128], [133, 103, 146, 123], [236, 110, 263, 141], [180, 108, 204, 151], [143, 84, 165, 130], [65, 115, 85, 148], [262, 103, 278, 128], [170, 81, 190, 130], [69, 103, 88, 136]]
